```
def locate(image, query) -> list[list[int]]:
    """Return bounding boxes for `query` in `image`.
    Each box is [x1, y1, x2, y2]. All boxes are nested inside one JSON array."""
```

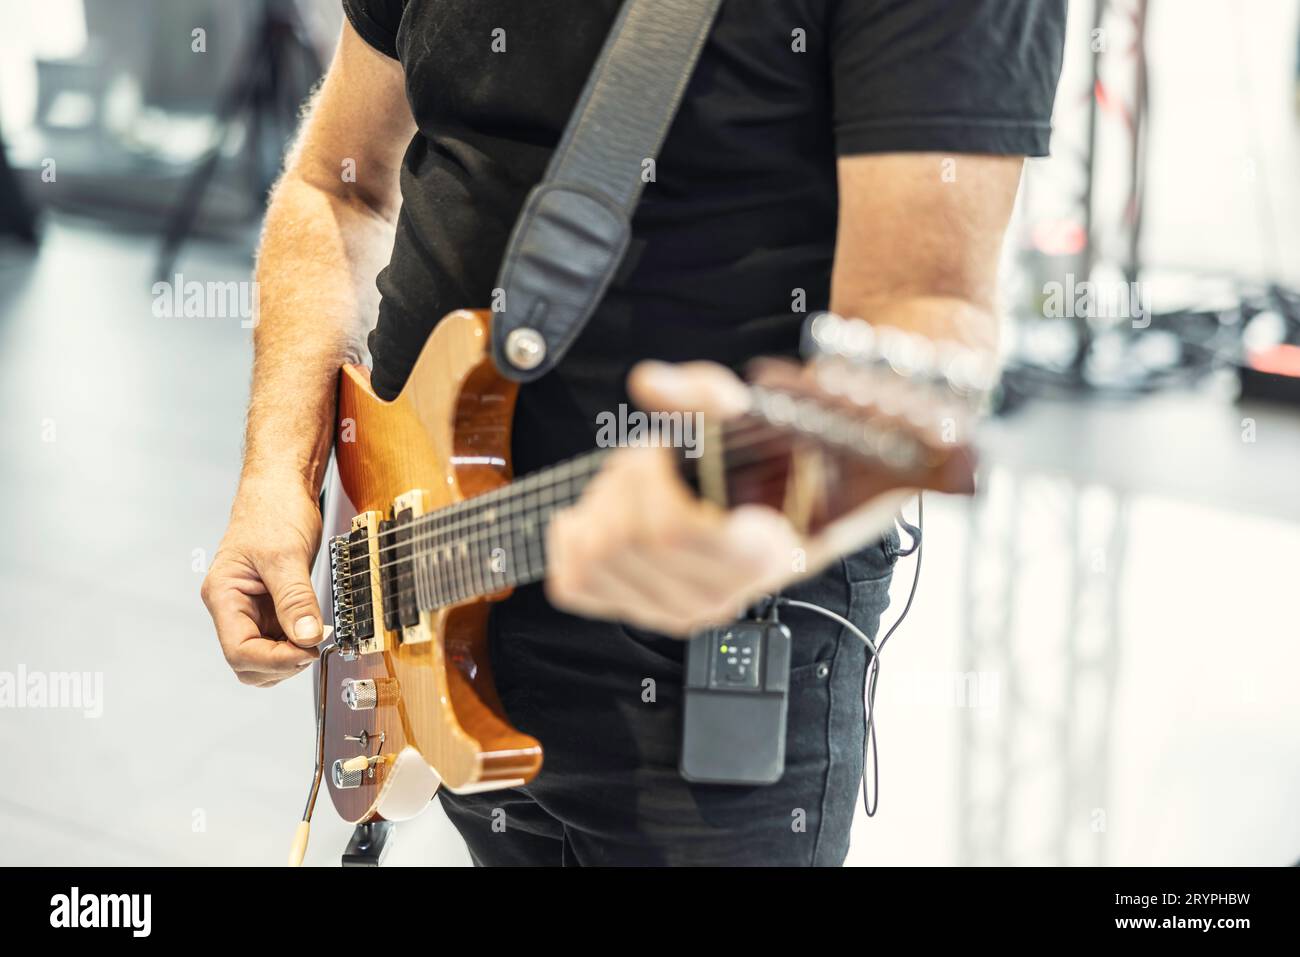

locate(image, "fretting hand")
[[545, 360, 905, 637]]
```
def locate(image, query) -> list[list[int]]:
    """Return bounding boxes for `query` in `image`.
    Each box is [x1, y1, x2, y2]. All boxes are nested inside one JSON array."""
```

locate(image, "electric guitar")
[[289, 309, 985, 863]]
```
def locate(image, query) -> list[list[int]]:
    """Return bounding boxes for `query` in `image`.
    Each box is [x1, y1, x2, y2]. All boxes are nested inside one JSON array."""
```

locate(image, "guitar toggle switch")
[[343, 730, 385, 750]]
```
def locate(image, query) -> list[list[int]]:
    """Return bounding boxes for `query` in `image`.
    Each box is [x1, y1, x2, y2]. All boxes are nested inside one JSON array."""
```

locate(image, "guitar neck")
[[390, 418, 754, 616], [334, 440, 723, 649], [395, 449, 611, 611], [337, 364, 971, 642]]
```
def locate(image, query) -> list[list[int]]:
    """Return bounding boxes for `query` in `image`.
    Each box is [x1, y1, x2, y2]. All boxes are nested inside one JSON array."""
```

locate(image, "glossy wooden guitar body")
[[324, 309, 542, 823]]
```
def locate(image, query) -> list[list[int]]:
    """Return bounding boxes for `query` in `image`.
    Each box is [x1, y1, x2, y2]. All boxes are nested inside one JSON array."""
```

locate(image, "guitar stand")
[[341, 821, 395, 867]]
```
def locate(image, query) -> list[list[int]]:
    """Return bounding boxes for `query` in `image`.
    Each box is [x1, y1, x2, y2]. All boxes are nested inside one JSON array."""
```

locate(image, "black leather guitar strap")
[[491, 0, 724, 382]]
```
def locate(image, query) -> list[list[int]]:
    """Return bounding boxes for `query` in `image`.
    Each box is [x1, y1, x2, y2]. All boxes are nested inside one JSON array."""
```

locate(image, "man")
[[202, 0, 1065, 865]]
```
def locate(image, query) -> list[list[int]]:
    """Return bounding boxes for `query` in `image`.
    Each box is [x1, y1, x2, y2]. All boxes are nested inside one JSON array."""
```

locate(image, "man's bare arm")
[[202, 24, 415, 686], [245, 23, 415, 493], [831, 152, 1022, 355]]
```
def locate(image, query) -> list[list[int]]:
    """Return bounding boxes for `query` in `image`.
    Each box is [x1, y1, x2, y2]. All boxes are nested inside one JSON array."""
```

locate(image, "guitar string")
[[340, 454, 607, 574], [344, 474, 792, 620], [340, 424, 797, 583], [330, 388, 948, 622], [340, 414, 798, 573], [344, 456, 795, 605], [341, 442, 801, 606], [339, 367, 947, 570], [359, 411, 786, 560], [341, 463, 793, 617]]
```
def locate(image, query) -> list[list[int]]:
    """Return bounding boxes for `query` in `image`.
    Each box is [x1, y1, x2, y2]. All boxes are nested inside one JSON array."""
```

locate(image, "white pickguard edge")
[[373, 746, 443, 821]]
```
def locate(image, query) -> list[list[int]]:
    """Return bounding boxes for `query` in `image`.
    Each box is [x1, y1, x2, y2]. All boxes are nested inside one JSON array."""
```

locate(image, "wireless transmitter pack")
[[680, 616, 792, 785]]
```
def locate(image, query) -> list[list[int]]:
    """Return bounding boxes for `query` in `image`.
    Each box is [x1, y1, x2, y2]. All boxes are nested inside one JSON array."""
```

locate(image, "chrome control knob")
[[332, 758, 365, 790], [341, 678, 377, 711]]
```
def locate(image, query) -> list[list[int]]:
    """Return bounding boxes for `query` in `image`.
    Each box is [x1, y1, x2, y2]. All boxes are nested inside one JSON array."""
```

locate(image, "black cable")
[[773, 491, 925, 820], [862, 492, 923, 817]]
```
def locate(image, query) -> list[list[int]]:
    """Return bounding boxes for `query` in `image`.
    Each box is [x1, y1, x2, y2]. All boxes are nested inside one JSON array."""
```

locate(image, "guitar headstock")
[[714, 314, 993, 535]]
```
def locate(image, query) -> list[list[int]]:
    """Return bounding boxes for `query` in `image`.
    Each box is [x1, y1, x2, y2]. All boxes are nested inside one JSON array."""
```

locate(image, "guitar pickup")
[[391, 490, 434, 645]]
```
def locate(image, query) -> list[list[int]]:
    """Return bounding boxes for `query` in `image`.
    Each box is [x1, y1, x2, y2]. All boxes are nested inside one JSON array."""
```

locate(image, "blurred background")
[[1, 0, 1298, 867]]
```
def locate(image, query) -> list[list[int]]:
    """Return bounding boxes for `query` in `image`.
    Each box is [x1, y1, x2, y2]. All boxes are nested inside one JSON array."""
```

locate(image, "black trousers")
[[438, 527, 901, 866]]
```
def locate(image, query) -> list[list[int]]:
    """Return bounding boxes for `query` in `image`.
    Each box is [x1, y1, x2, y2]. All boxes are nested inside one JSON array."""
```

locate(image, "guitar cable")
[[771, 491, 923, 820], [289, 642, 337, 867]]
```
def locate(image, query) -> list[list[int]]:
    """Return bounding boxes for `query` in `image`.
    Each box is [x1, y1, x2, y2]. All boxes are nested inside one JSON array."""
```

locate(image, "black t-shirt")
[[343, 0, 1064, 474]]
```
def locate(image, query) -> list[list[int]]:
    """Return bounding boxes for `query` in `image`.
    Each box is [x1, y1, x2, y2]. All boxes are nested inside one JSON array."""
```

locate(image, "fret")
[[493, 522, 509, 587], [459, 539, 474, 601], [508, 520, 528, 588], [432, 514, 449, 608], [413, 544, 426, 612], [457, 541, 473, 603], [467, 519, 486, 597], [423, 543, 436, 609], [420, 549, 435, 611], [446, 546, 459, 604], [486, 517, 503, 589], [435, 544, 450, 606], [449, 540, 465, 600], [462, 538, 478, 598], [522, 506, 544, 583], [535, 506, 550, 573], [426, 545, 440, 606], [461, 541, 475, 602]]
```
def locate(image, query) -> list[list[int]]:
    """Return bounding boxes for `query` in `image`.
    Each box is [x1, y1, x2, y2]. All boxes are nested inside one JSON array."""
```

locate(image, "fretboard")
[[393, 449, 611, 613]]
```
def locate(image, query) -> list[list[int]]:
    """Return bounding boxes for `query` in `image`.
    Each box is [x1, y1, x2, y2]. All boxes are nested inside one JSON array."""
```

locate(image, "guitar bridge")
[[329, 511, 392, 658]]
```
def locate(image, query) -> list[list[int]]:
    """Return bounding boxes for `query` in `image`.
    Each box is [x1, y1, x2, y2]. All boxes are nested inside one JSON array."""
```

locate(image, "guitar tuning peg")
[[931, 343, 998, 397], [803, 312, 844, 357], [883, 329, 935, 380], [839, 318, 879, 365], [805, 312, 879, 364]]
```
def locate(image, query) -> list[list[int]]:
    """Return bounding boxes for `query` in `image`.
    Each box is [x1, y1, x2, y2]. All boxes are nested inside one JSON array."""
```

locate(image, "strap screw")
[[505, 328, 547, 371]]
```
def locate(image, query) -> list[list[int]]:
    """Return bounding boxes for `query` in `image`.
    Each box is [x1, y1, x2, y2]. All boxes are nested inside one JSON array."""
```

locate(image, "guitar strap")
[[491, 0, 725, 382]]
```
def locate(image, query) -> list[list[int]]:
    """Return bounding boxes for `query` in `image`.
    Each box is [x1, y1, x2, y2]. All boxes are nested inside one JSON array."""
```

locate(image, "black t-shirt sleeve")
[[829, 0, 1066, 157], [342, 0, 405, 60]]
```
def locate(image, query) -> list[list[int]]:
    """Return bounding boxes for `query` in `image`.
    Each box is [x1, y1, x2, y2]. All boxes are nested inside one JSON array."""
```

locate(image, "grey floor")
[[2, 0, 1300, 867]]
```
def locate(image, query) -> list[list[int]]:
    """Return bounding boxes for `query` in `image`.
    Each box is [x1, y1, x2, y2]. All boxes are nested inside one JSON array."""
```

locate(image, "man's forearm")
[[830, 153, 1021, 362], [242, 173, 396, 496]]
